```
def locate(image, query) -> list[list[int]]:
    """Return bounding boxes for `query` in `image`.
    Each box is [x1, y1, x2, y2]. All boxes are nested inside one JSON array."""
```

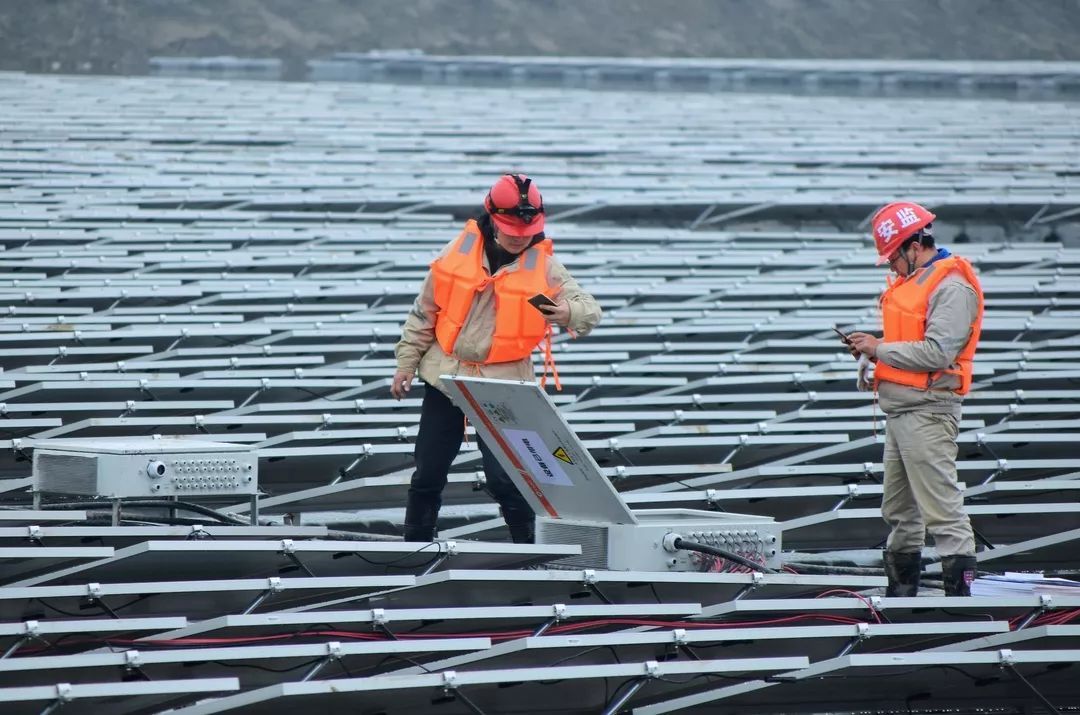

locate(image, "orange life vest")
[[875, 255, 983, 395], [431, 219, 553, 364]]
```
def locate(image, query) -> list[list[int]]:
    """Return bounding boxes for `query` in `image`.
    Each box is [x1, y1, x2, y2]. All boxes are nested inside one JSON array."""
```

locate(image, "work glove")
[[856, 353, 874, 392]]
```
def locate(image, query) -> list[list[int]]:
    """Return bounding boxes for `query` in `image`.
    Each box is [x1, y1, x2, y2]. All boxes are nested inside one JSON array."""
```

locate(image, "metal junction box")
[[32, 437, 258, 499], [536, 508, 782, 572]]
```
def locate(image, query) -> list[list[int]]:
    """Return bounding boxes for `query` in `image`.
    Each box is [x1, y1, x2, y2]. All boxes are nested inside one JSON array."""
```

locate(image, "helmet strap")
[[903, 238, 920, 276]]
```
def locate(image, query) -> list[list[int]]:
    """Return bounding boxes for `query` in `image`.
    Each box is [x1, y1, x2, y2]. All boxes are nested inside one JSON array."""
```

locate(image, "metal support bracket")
[[330, 444, 373, 485], [575, 375, 604, 403], [2, 621, 50, 660], [532, 603, 567, 637], [720, 434, 750, 465], [369, 609, 397, 641], [37, 683, 72, 715], [668, 628, 701, 661], [704, 489, 725, 512], [301, 641, 343, 681], [280, 539, 316, 577], [434, 670, 487, 715], [980, 458, 1008, 486], [999, 648, 1063, 715], [12, 438, 31, 464], [237, 377, 271, 410], [836, 622, 871, 657], [419, 540, 457, 577], [120, 399, 137, 418], [121, 649, 150, 681], [1015, 594, 1054, 631], [85, 582, 121, 619], [971, 526, 996, 551], [138, 378, 158, 401], [733, 571, 766, 601], [242, 577, 284, 615], [164, 328, 192, 353], [831, 483, 861, 511], [601, 661, 659, 715]]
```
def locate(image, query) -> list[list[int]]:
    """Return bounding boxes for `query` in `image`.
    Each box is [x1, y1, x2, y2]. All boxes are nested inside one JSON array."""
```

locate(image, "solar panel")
[[400, 621, 1010, 678], [0, 576, 418, 622], [0, 547, 114, 584], [928, 623, 1080, 652], [781, 503, 1080, 552], [0, 638, 493, 688], [0, 526, 329, 548], [0, 677, 239, 715], [295, 570, 885, 611], [155, 657, 809, 714], [146, 603, 702, 644], [1, 62, 1078, 715], [9, 540, 582, 587], [698, 595, 1080, 623], [635, 650, 1080, 714]]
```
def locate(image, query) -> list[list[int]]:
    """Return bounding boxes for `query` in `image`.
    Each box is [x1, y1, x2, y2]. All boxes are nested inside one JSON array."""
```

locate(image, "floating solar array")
[[0, 68, 1078, 713], [307, 53, 1080, 102]]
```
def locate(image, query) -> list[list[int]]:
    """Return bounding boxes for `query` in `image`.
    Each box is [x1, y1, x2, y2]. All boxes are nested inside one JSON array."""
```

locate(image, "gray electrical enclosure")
[[443, 376, 781, 572], [32, 437, 258, 499]]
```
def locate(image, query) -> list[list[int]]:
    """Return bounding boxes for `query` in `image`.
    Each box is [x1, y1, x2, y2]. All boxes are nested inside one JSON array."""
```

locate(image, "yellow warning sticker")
[[552, 446, 574, 465]]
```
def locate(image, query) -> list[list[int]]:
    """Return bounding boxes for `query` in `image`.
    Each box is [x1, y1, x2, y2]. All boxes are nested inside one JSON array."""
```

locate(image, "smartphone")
[[528, 293, 558, 311], [833, 327, 852, 345]]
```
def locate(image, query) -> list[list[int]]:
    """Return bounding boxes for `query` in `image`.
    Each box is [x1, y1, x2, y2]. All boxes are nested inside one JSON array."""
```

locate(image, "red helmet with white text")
[[871, 201, 935, 265]]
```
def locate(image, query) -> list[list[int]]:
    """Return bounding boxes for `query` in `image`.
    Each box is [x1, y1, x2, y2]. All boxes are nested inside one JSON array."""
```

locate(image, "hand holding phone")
[[528, 293, 558, 311], [835, 326, 861, 360], [528, 293, 570, 327]]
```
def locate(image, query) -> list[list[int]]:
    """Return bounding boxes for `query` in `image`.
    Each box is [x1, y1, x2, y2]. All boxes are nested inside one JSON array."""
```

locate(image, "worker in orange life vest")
[[845, 201, 983, 597], [391, 174, 602, 543]]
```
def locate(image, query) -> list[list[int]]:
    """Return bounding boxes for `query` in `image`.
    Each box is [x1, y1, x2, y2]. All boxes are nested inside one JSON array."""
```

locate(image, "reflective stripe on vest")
[[431, 220, 552, 363], [875, 255, 984, 395]]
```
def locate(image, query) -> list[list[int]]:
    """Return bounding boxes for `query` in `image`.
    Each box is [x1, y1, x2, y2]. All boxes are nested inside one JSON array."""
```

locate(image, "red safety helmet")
[[871, 201, 936, 265], [484, 173, 545, 236]]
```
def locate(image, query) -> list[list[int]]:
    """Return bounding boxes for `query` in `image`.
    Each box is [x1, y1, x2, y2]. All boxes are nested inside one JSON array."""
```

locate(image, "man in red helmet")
[[845, 201, 983, 597], [390, 174, 602, 543]]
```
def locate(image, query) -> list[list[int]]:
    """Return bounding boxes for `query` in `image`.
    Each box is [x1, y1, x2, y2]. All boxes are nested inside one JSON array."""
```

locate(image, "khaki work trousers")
[[882, 410, 975, 557]]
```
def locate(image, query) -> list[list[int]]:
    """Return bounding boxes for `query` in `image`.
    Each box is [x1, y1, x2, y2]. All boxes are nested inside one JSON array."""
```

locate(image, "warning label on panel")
[[503, 429, 574, 487], [552, 446, 574, 465]]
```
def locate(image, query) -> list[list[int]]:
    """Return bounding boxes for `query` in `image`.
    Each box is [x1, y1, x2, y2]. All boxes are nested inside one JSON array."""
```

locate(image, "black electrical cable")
[[207, 658, 322, 674], [782, 562, 885, 577], [34, 598, 92, 619], [673, 538, 778, 574], [352, 540, 443, 569], [452, 687, 489, 715], [38, 500, 247, 526], [588, 583, 614, 605]]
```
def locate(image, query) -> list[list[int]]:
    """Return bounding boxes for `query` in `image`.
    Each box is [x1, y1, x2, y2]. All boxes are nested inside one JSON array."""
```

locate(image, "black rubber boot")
[[507, 520, 535, 544], [941, 555, 978, 596], [403, 495, 439, 542], [883, 550, 921, 597]]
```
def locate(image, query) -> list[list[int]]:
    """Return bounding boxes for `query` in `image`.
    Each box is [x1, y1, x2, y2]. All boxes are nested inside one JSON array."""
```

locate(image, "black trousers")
[[407, 385, 535, 529]]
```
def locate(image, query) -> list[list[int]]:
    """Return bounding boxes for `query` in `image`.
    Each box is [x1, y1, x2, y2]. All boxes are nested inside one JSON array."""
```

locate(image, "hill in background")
[[1, 0, 1079, 77]]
